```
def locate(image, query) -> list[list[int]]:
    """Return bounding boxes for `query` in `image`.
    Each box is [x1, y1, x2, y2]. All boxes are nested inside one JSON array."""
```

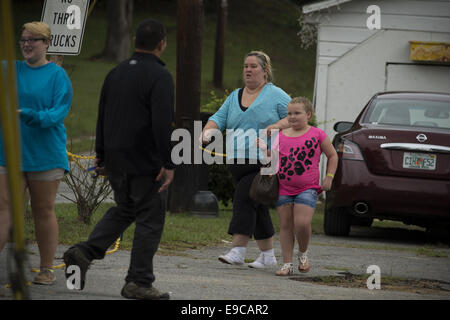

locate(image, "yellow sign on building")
[[410, 41, 450, 63]]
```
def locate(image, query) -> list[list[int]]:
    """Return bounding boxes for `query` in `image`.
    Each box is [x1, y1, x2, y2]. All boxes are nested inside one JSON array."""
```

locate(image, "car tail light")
[[336, 139, 364, 161]]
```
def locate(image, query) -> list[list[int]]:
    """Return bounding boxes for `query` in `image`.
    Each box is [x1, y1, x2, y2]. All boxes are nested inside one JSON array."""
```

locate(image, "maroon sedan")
[[324, 92, 450, 236]]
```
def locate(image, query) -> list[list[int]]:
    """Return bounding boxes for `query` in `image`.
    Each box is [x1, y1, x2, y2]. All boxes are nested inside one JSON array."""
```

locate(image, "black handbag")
[[249, 168, 279, 206]]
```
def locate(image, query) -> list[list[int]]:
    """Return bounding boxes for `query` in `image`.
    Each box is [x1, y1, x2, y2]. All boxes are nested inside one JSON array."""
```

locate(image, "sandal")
[[298, 256, 310, 273], [275, 263, 294, 276]]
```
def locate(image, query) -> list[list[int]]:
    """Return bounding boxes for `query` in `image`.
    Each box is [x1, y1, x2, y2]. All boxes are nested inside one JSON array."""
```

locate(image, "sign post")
[[41, 0, 90, 59]]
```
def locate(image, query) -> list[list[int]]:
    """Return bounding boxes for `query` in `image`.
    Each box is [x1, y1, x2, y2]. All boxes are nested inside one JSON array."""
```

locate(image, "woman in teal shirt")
[[201, 51, 291, 269], [0, 22, 72, 285]]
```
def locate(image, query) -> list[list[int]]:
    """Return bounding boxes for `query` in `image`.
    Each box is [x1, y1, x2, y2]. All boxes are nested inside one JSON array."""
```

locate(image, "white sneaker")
[[248, 251, 277, 269], [218, 247, 245, 265]]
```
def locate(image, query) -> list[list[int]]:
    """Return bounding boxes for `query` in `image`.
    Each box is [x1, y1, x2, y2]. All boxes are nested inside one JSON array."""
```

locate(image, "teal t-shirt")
[[209, 83, 290, 160], [0, 61, 73, 172]]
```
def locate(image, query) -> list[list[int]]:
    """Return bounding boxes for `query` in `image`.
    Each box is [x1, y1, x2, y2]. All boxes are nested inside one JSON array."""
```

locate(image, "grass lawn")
[[23, 202, 325, 252], [23, 202, 448, 257]]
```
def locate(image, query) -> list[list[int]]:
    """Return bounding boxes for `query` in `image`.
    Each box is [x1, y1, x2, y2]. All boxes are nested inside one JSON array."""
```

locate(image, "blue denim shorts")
[[276, 189, 319, 209]]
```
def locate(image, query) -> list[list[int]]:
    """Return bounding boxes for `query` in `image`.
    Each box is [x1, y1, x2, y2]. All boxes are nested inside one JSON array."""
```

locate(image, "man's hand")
[[156, 168, 174, 193], [94, 158, 106, 176]]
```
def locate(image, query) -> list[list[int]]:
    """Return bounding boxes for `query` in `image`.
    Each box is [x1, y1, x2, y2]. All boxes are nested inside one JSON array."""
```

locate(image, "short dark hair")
[[135, 19, 166, 51]]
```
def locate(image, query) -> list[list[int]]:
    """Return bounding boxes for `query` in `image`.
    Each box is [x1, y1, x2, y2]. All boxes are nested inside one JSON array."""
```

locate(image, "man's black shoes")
[[63, 246, 91, 290], [121, 282, 170, 300]]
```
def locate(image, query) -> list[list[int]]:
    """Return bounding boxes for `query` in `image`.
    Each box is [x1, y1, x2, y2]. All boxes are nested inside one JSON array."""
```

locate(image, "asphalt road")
[[1, 224, 449, 302]]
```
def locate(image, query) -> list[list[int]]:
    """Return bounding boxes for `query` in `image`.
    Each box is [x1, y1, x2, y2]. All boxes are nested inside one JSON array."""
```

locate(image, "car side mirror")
[[334, 121, 353, 133]]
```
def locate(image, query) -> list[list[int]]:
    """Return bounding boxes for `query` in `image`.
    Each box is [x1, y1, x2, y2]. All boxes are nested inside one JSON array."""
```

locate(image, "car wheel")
[[324, 206, 351, 236]]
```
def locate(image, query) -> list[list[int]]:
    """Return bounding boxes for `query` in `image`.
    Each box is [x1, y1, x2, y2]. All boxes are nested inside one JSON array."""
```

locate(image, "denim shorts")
[[276, 189, 319, 209]]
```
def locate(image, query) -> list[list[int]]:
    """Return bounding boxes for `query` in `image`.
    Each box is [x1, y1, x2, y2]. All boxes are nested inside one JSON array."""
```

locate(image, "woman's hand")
[[199, 120, 219, 145], [199, 128, 213, 145]]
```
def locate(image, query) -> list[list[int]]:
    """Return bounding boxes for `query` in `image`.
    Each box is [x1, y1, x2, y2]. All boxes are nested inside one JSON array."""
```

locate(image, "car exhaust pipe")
[[354, 202, 369, 215]]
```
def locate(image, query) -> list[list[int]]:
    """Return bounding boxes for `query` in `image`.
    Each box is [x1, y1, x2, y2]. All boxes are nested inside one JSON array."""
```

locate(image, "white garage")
[[302, 0, 450, 175]]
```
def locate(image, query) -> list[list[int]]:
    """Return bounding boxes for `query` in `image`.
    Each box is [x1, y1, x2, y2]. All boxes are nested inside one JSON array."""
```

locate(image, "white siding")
[[314, 13, 450, 33], [305, 0, 450, 62], [319, 0, 450, 17], [323, 29, 450, 131], [386, 64, 450, 92], [318, 26, 377, 43]]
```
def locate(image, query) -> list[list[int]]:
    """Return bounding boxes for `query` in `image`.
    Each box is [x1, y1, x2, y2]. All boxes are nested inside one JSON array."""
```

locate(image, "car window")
[[364, 99, 450, 129]]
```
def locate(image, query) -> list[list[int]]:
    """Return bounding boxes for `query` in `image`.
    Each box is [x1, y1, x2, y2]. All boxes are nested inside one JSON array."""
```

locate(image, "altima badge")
[[416, 134, 427, 143], [368, 135, 386, 140]]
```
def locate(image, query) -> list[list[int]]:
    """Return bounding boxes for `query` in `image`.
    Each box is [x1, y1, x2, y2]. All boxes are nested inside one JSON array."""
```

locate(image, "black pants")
[[76, 172, 165, 287], [227, 162, 274, 240]]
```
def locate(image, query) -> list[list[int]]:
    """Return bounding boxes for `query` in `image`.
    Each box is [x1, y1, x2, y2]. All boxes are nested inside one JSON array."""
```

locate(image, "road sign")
[[41, 0, 90, 55]]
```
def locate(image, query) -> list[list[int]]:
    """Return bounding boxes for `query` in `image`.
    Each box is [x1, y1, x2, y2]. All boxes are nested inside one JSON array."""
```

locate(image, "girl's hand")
[[264, 123, 280, 137], [321, 176, 333, 191], [255, 137, 267, 151]]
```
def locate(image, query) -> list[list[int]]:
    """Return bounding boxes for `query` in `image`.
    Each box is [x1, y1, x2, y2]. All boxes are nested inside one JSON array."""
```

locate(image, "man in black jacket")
[[63, 19, 175, 300]]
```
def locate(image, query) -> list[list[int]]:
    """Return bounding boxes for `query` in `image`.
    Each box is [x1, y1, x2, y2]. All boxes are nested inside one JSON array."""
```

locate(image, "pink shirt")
[[273, 126, 327, 196]]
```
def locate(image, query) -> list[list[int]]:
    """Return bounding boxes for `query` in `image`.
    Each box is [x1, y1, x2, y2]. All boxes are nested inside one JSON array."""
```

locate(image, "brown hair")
[[289, 96, 314, 117]]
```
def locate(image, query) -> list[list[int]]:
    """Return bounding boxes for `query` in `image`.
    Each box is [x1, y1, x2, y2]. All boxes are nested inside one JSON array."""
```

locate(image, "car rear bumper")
[[327, 159, 450, 225]]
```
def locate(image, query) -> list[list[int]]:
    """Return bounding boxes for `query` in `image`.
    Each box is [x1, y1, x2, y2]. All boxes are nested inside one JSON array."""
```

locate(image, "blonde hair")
[[245, 51, 273, 83], [23, 21, 51, 40], [289, 96, 314, 117]]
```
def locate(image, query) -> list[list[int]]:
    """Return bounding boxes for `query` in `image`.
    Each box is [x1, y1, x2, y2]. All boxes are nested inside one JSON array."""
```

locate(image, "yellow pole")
[[0, 0, 29, 300]]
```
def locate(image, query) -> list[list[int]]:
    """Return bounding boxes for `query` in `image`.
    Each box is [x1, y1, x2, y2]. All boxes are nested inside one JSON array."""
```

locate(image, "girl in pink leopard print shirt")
[[258, 97, 338, 276]]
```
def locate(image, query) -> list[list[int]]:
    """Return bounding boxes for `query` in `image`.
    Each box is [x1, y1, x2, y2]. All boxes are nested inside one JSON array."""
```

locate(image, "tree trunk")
[[102, 0, 134, 62], [213, 0, 227, 88], [168, 0, 204, 213]]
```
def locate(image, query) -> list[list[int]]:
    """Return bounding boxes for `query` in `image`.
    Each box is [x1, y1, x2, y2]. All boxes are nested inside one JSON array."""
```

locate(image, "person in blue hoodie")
[[0, 22, 73, 285]]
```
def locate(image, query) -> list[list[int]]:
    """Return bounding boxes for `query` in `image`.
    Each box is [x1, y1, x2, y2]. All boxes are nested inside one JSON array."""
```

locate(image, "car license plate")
[[403, 152, 436, 170]]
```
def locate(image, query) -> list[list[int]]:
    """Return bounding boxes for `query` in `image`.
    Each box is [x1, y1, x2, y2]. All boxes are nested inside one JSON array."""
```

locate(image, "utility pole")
[[175, 0, 203, 128], [213, 0, 227, 88], [169, 0, 204, 213]]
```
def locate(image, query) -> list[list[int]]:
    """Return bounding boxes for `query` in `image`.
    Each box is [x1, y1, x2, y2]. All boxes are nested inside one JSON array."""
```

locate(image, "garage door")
[[386, 63, 450, 94]]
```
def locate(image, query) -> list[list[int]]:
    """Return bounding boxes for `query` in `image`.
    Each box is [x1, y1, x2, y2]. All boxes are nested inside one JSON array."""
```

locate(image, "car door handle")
[[380, 143, 450, 153]]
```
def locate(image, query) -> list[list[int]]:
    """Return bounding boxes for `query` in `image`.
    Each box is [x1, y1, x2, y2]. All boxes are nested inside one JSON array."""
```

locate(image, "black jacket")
[[96, 52, 175, 175]]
